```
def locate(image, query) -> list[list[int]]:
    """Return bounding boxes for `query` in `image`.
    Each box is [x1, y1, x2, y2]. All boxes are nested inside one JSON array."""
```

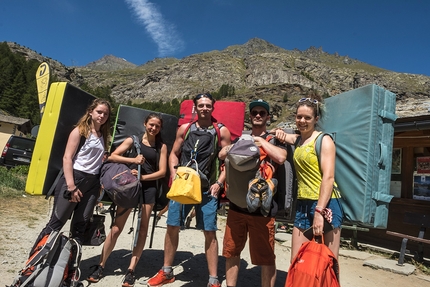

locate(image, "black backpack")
[[8, 231, 83, 287], [180, 122, 223, 188]]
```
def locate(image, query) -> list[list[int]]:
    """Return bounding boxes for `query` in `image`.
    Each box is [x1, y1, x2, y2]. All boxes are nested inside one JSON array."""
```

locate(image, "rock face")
[[7, 38, 430, 122]]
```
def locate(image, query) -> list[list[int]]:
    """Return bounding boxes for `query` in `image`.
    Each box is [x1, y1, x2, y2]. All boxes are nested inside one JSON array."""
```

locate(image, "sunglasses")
[[195, 93, 214, 101], [298, 98, 319, 104], [298, 98, 319, 116], [250, 110, 267, 117]]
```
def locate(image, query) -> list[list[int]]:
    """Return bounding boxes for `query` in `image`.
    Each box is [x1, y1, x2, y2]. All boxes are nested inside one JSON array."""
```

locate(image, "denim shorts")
[[166, 191, 218, 231], [294, 198, 343, 230]]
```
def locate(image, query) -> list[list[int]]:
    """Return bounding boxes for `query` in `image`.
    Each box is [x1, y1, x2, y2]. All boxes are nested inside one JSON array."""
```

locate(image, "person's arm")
[[63, 127, 83, 202], [219, 125, 231, 148], [108, 137, 145, 166], [141, 143, 168, 181], [272, 128, 299, 145], [217, 126, 233, 160], [209, 126, 231, 197], [253, 136, 287, 165], [169, 124, 187, 182], [218, 144, 233, 160], [313, 135, 336, 232]]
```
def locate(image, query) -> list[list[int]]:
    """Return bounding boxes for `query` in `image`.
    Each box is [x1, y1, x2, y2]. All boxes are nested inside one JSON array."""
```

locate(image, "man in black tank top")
[[147, 93, 231, 287]]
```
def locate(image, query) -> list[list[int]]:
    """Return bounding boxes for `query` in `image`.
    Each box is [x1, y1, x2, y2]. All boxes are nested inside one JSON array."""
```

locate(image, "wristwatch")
[[215, 180, 224, 189]]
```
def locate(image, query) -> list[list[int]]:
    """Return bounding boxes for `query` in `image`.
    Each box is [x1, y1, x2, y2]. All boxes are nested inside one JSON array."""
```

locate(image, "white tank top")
[[73, 133, 105, 174]]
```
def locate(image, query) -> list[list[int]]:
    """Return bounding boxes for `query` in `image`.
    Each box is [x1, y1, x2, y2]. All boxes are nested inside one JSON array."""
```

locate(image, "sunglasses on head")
[[195, 93, 213, 101], [298, 98, 320, 116], [250, 110, 267, 117], [298, 98, 319, 104]]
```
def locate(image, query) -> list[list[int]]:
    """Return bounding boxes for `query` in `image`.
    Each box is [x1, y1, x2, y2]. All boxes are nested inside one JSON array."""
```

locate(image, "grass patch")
[[0, 166, 29, 198]]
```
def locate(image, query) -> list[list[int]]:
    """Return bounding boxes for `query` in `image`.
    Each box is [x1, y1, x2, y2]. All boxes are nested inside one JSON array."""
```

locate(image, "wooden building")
[[0, 113, 32, 150], [343, 115, 430, 259]]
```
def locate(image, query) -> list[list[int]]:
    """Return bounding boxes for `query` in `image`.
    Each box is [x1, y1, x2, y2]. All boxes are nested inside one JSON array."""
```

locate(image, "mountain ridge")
[[6, 38, 430, 123]]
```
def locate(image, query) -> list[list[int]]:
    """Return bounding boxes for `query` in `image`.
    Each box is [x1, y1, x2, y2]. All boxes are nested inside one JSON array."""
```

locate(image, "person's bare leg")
[[163, 225, 181, 266], [127, 203, 154, 270], [325, 228, 341, 259], [99, 207, 131, 267], [261, 265, 276, 287], [204, 230, 219, 277], [290, 226, 309, 262], [225, 256, 240, 287]]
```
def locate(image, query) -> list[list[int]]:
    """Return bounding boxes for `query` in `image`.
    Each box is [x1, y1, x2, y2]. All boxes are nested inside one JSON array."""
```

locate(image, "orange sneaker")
[[207, 282, 221, 287], [147, 269, 175, 287]]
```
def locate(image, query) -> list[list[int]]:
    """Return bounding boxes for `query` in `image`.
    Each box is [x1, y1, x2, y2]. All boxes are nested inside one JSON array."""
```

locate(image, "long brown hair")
[[76, 98, 112, 148]]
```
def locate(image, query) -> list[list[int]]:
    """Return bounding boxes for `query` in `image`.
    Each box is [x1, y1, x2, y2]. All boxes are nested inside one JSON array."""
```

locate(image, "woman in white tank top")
[[31, 98, 111, 249]]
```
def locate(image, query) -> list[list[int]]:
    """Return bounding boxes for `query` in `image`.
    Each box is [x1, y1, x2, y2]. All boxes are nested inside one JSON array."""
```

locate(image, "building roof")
[[0, 114, 31, 125]]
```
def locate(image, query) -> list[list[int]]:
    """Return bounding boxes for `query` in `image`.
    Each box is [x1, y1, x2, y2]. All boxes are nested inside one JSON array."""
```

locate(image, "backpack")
[[8, 231, 83, 287], [225, 133, 277, 210], [285, 238, 340, 287], [100, 135, 142, 209], [180, 121, 223, 188], [273, 140, 297, 219]]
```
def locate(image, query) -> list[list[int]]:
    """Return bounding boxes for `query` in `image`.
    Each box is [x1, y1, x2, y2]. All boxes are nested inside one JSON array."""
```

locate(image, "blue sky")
[[1, 0, 429, 76]]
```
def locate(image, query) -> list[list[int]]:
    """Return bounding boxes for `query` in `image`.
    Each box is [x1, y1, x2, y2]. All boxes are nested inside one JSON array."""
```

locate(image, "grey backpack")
[[225, 134, 261, 208], [225, 131, 297, 217]]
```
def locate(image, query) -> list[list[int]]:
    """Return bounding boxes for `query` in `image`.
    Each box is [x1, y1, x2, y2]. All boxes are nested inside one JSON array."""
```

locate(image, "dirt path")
[[1, 196, 429, 286]]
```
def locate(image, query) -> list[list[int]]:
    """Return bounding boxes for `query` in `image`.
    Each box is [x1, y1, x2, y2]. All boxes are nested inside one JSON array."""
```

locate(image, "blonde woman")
[[31, 98, 111, 249]]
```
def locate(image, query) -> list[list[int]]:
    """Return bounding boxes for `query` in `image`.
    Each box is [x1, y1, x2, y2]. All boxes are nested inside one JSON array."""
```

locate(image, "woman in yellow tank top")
[[275, 95, 343, 263]]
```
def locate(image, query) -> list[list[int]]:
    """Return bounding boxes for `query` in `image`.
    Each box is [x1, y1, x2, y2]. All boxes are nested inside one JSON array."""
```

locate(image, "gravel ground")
[[1, 196, 429, 287]]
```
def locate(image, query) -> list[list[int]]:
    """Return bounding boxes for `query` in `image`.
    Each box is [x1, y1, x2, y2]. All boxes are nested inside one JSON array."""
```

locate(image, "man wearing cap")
[[219, 99, 287, 287]]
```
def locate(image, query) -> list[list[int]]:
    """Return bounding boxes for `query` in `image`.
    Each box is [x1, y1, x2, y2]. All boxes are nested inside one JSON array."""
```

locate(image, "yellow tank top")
[[294, 134, 339, 200]]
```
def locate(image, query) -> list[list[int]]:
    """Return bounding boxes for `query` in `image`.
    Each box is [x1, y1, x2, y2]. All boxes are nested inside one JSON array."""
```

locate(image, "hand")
[[253, 136, 263, 146], [209, 182, 221, 198], [313, 212, 324, 235], [274, 129, 287, 143], [69, 189, 82, 203], [135, 154, 145, 165], [130, 169, 138, 177]]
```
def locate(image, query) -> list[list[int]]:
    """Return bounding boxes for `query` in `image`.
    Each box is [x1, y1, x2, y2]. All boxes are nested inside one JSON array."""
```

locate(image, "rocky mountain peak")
[[84, 55, 137, 70], [7, 39, 430, 123]]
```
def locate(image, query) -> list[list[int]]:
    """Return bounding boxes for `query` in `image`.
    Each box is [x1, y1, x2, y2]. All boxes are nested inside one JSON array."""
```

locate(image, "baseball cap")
[[249, 99, 270, 113]]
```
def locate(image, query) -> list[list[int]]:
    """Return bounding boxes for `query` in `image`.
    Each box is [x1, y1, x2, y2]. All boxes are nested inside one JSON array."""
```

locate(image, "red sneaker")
[[147, 269, 175, 287]]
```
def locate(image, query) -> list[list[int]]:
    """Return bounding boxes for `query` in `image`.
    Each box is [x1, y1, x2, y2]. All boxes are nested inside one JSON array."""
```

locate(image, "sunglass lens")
[[251, 111, 266, 116]]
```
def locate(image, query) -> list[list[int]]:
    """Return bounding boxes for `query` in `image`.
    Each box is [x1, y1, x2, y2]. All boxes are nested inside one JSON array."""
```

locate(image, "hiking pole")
[[149, 206, 157, 248]]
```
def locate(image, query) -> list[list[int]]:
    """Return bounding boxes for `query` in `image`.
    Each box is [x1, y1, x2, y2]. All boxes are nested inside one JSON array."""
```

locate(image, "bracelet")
[[215, 180, 224, 189], [315, 207, 323, 214], [67, 186, 78, 193]]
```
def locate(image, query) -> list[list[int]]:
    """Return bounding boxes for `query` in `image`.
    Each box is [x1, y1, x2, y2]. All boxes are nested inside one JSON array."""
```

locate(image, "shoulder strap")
[[314, 132, 342, 199], [130, 135, 143, 249], [182, 122, 195, 141], [131, 134, 142, 182], [213, 122, 223, 148], [131, 135, 141, 155], [45, 135, 86, 199], [314, 132, 335, 164], [182, 121, 223, 148]]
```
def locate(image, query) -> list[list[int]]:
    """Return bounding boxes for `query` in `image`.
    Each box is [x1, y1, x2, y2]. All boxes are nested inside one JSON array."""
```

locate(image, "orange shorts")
[[222, 209, 276, 265]]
